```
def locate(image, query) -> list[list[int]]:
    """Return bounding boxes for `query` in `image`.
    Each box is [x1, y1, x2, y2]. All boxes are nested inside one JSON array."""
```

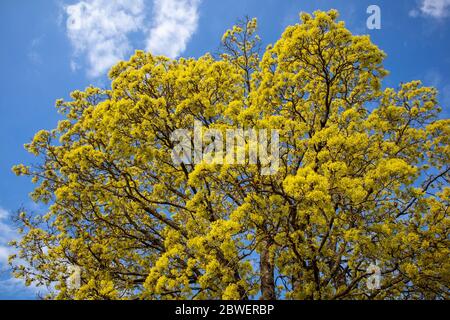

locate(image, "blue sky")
[[0, 0, 449, 299]]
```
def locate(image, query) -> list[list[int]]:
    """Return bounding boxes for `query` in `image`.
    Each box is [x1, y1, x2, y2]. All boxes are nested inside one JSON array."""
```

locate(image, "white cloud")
[[412, 0, 450, 18], [146, 0, 201, 58], [0, 277, 38, 299], [65, 0, 146, 77], [0, 207, 41, 298], [64, 0, 202, 77], [0, 207, 16, 263]]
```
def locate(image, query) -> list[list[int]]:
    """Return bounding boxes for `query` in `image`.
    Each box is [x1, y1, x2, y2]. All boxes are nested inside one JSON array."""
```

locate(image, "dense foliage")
[[11, 10, 449, 299]]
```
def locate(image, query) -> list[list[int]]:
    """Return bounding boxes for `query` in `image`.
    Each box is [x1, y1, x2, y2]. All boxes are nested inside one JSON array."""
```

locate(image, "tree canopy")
[[11, 10, 449, 300]]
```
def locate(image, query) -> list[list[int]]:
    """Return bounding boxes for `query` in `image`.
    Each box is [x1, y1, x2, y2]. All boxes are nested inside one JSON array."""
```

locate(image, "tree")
[[11, 10, 449, 300]]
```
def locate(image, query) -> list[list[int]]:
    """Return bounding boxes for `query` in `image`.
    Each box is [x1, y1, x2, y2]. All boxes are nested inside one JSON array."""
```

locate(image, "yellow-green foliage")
[[11, 11, 449, 300]]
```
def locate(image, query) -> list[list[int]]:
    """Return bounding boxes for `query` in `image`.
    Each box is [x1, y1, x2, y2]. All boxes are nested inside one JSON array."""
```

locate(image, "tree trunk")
[[260, 239, 276, 300]]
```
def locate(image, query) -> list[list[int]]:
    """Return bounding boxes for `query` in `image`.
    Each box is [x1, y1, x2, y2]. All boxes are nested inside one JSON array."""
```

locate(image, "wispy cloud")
[[146, 0, 201, 58], [0, 277, 41, 299], [0, 207, 16, 265], [410, 0, 450, 18], [424, 69, 450, 114], [0, 207, 41, 298], [64, 0, 201, 77], [65, 0, 146, 77]]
